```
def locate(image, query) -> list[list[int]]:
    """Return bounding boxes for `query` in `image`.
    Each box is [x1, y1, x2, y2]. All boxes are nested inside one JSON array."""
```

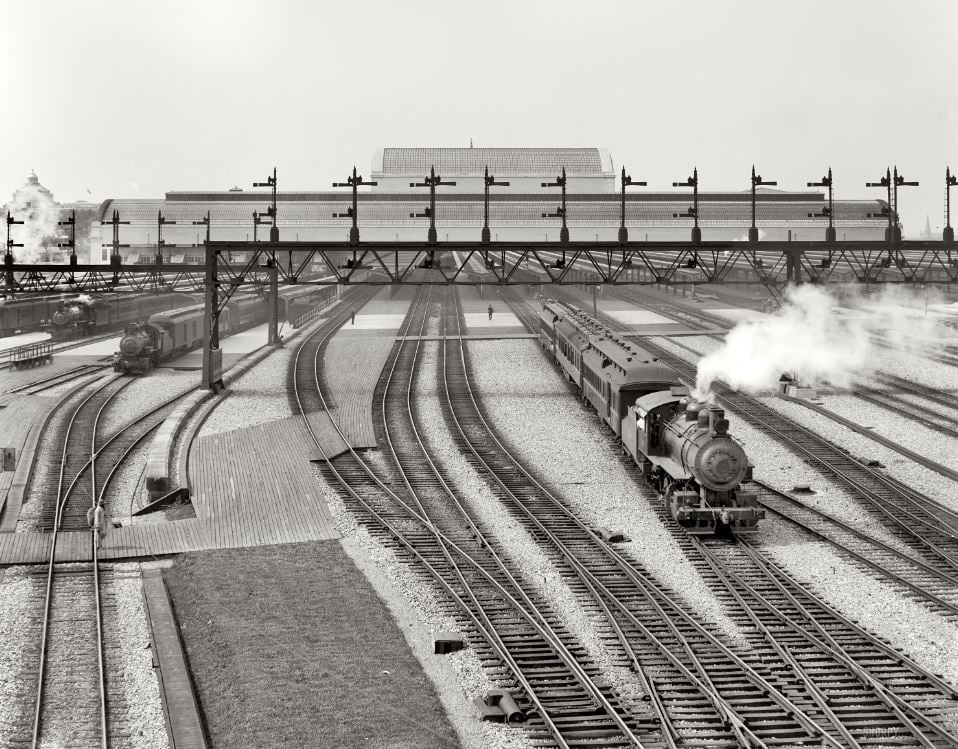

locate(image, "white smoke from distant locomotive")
[[4, 183, 61, 263], [693, 284, 951, 400], [693, 285, 870, 400]]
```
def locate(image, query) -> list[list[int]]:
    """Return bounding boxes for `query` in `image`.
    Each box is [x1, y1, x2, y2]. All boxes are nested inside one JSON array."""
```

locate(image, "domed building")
[[3, 172, 98, 263]]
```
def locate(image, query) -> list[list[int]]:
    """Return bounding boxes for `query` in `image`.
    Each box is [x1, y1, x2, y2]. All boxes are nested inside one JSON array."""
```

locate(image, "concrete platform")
[[606, 309, 674, 326], [710, 308, 767, 323], [0, 395, 58, 529], [0, 331, 51, 353], [324, 288, 414, 446]]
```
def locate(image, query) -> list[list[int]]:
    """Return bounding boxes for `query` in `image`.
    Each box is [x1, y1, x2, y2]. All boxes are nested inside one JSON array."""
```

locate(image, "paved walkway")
[[323, 287, 413, 447]]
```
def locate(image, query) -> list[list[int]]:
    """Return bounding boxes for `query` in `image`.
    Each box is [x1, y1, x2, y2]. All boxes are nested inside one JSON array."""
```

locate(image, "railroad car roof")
[[582, 346, 677, 389], [634, 391, 686, 414], [150, 305, 205, 322], [554, 317, 591, 348], [588, 333, 660, 369]]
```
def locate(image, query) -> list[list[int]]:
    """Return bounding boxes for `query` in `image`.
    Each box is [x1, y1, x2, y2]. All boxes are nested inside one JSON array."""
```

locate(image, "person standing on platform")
[[488, 304, 494, 321], [351, 309, 356, 325]]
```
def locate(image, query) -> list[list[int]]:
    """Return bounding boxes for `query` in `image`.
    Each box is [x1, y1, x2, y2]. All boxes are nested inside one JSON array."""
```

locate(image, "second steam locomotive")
[[538, 300, 762, 535], [114, 284, 337, 374]]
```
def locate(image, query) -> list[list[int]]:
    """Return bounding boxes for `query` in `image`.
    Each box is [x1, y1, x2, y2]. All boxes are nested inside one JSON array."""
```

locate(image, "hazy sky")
[[3, 0, 955, 234]]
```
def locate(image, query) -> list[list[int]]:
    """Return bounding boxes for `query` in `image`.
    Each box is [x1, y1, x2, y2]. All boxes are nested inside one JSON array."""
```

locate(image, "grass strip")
[[163, 541, 461, 748]]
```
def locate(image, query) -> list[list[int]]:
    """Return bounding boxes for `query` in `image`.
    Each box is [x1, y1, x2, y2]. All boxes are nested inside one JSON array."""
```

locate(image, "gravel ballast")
[[414, 342, 648, 704], [321, 479, 534, 749], [465, 339, 743, 638], [763, 522, 958, 689], [198, 345, 296, 437]]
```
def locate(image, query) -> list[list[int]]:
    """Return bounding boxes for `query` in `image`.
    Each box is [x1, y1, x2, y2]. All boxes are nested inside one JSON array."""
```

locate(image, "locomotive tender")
[[538, 300, 763, 535]]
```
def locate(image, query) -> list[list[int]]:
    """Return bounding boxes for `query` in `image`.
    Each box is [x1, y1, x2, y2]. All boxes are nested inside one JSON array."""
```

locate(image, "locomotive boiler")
[[622, 391, 762, 534]]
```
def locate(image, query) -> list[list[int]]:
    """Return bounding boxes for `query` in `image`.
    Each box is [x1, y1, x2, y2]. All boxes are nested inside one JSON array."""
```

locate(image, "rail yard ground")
[[1, 278, 957, 747]]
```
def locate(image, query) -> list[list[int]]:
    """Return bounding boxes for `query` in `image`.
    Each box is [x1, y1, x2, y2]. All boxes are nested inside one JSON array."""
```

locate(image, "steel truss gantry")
[[4, 238, 957, 297]]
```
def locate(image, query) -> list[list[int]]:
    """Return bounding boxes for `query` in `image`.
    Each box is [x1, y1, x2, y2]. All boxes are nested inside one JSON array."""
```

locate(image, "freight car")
[[538, 300, 763, 535], [47, 292, 197, 341]]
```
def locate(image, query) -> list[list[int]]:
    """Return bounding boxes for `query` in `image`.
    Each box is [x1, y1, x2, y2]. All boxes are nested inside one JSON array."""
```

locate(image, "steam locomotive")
[[114, 284, 338, 374], [538, 300, 763, 535], [48, 293, 197, 341], [1, 294, 79, 337]]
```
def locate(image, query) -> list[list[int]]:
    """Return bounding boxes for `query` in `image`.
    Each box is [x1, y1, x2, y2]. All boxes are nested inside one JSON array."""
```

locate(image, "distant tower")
[[922, 215, 933, 239]]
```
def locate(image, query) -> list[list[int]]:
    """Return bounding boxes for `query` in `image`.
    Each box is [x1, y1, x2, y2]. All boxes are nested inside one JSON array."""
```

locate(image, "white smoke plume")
[[694, 285, 864, 400], [693, 283, 953, 401], [3, 182, 63, 263]]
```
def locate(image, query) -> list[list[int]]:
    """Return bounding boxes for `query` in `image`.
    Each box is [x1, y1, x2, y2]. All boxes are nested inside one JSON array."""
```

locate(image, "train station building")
[[83, 147, 890, 264]]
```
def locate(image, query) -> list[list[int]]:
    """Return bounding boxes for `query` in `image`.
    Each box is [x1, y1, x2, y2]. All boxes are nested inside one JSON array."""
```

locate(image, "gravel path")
[[0, 567, 42, 743], [198, 345, 295, 437], [466, 339, 744, 639], [98, 370, 195, 436], [107, 562, 169, 749]]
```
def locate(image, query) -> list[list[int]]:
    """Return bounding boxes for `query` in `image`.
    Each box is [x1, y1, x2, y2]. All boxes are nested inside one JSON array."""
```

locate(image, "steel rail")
[[31, 375, 122, 749], [754, 483, 958, 617], [455, 291, 852, 748], [390, 290, 644, 746], [695, 538, 958, 747], [291, 292, 637, 747]]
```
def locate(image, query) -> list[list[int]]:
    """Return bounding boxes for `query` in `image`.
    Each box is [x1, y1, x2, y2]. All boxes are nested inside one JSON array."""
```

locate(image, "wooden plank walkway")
[[141, 568, 208, 749], [0, 416, 340, 564]]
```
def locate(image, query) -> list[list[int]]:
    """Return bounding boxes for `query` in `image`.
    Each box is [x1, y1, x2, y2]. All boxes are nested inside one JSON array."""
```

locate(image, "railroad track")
[[449, 290, 844, 747], [579, 289, 958, 574], [296, 290, 653, 747], [695, 538, 958, 748], [5, 363, 111, 396], [754, 483, 958, 618], [21, 375, 194, 532], [498, 289, 958, 746], [22, 376, 116, 747]]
